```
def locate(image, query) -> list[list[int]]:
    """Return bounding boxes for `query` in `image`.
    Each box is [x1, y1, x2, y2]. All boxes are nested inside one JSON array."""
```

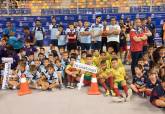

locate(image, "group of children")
[[0, 38, 164, 108], [0, 16, 165, 108]]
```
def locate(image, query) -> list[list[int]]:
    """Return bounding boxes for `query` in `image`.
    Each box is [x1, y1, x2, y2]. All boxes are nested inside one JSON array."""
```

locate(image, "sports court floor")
[[0, 88, 164, 114]]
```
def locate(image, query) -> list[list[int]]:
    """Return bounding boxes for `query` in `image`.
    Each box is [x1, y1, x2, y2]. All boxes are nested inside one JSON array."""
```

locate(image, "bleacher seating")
[[0, 0, 165, 15]]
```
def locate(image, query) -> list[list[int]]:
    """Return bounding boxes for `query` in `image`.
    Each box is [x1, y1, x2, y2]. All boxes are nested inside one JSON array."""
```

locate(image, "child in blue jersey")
[[46, 64, 59, 91], [150, 77, 165, 108], [145, 69, 161, 96], [49, 16, 59, 46], [130, 64, 147, 97], [23, 39, 37, 56], [142, 53, 150, 75], [34, 59, 41, 72], [61, 51, 70, 68], [48, 53, 55, 65], [32, 19, 45, 47], [8, 69, 19, 89], [54, 59, 65, 89], [26, 52, 35, 69], [38, 53, 45, 66], [40, 58, 50, 74], [17, 62, 31, 83], [29, 64, 41, 89]]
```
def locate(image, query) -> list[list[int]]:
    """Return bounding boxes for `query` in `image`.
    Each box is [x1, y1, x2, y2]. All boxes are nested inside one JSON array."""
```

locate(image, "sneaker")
[[77, 83, 84, 90], [70, 83, 75, 89], [12, 86, 17, 90], [112, 96, 125, 102], [105, 90, 110, 96], [121, 91, 127, 102], [138, 92, 145, 98], [51, 88, 56, 92], [60, 84, 65, 89], [36, 86, 42, 90], [126, 89, 132, 102], [110, 89, 116, 96], [66, 83, 71, 88]]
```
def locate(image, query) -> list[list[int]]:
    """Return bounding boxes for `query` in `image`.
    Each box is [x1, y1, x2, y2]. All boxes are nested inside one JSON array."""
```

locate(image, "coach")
[[130, 18, 147, 75]]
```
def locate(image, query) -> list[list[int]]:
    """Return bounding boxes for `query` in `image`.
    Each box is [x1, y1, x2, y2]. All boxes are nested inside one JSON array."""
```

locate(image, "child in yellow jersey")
[[97, 60, 113, 96], [80, 51, 87, 64], [107, 51, 124, 69], [80, 54, 94, 86], [111, 57, 131, 102], [92, 50, 100, 66]]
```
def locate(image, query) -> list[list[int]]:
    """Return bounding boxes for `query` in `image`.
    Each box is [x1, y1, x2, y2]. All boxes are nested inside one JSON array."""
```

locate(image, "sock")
[[83, 80, 91, 86], [122, 85, 128, 96], [108, 77, 114, 89], [67, 75, 71, 83], [101, 82, 108, 91], [114, 88, 121, 96], [145, 90, 151, 96]]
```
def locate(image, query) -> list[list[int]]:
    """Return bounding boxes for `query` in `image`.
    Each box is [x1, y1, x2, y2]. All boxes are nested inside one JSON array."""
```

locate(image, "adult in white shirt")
[[91, 16, 103, 51], [49, 17, 59, 46], [106, 17, 121, 53], [80, 21, 92, 51]]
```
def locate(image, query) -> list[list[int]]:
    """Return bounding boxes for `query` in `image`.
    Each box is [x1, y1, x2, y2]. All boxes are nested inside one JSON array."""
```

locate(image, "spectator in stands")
[[49, 16, 59, 46], [147, 17, 156, 46], [12, 0, 18, 9], [32, 19, 45, 47], [130, 18, 147, 75], [107, 17, 121, 54], [3, 20, 16, 37]]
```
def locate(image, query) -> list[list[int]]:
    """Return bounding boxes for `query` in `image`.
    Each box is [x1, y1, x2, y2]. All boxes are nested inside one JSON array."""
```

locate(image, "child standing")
[[66, 23, 77, 52], [57, 25, 66, 48]]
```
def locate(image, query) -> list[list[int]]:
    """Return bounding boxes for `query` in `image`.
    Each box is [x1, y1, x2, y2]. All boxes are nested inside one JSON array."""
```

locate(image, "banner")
[[73, 62, 97, 73]]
